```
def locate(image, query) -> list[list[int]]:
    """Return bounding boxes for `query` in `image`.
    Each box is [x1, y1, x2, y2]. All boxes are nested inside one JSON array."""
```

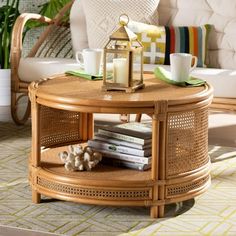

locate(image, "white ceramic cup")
[[170, 53, 198, 82], [76, 48, 103, 75]]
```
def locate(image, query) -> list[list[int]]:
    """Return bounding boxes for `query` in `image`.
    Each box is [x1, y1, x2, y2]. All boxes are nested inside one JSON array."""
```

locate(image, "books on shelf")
[[96, 149, 151, 164], [89, 122, 153, 171], [102, 158, 151, 171], [98, 122, 152, 145], [88, 139, 151, 157], [94, 134, 151, 150]]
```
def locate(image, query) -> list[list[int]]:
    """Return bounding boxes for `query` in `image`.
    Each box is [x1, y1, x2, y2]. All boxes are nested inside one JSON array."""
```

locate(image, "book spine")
[[94, 134, 145, 150], [98, 129, 146, 145], [98, 149, 151, 164], [102, 158, 151, 171], [88, 140, 150, 157]]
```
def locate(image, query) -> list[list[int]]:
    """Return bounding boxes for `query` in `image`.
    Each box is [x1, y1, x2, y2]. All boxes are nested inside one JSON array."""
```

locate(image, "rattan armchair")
[[10, 1, 75, 125]]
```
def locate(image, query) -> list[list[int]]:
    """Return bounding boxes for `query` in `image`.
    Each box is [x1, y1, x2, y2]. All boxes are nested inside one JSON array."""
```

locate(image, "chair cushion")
[[18, 58, 80, 82], [143, 64, 236, 98], [128, 21, 211, 67], [70, 0, 88, 54], [82, 0, 160, 49]]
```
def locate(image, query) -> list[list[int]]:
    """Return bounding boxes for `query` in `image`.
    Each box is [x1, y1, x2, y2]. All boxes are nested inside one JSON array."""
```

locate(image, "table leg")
[[31, 96, 41, 203], [150, 114, 159, 218], [87, 113, 94, 139], [80, 113, 94, 141], [158, 121, 166, 217], [32, 190, 41, 204], [150, 101, 167, 218], [135, 114, 142, 122]]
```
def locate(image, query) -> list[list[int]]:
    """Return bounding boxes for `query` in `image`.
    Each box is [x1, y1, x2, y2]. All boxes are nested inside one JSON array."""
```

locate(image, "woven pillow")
[[82, 0, 160, 49], [128, 21, 211, 67]]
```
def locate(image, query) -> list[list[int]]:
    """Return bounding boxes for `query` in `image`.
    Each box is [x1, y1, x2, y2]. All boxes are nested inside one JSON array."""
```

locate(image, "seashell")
[[93, 152, 102, 161], [59, 151, 68, 163], [85, 146, 93, 155], [68, 153, 75, 163], [75, 160, 79, 168], [78, 164, 84, 171], [89, 161, 96, 168], [93, 160, 99, 165], [74, 145, 83, 155], [68, 145, 74, 154], [59, 145, 102, 172], [65, 162, 74, 172], [83, 152, 91, 162]]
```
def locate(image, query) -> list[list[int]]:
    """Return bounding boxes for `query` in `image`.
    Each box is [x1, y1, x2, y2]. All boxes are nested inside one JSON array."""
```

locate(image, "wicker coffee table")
[[28, 73, 213, 218]]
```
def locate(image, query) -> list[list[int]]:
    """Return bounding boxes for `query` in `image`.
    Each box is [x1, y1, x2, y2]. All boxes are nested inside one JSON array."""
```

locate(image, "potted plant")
[[0, 0, 20, 106]]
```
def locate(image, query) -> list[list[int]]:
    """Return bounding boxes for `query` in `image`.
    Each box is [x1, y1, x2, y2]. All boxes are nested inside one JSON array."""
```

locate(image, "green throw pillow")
[[128, 21, 211, 67]]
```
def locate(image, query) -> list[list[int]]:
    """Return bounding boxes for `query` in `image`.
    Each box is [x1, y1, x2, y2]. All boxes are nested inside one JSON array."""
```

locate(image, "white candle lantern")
[[102, 14, 144, 93]]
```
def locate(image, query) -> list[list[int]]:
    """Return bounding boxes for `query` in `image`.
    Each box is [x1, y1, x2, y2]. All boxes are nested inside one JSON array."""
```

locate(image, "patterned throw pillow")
[[82, 0, 160, 49], [128, 21, 211, 67]]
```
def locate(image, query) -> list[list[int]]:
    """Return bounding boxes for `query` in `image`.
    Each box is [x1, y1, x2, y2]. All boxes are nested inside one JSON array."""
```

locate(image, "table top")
[[29, 73, 213, 113]]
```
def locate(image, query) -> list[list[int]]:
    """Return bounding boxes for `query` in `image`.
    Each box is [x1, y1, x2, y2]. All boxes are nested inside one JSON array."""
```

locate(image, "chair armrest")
[[11, 0, 74, 91], [10, 13, 53, 76]]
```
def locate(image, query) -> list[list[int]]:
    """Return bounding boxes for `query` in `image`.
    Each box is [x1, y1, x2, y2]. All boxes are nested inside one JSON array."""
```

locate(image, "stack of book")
[[88, 122, 152, 171]]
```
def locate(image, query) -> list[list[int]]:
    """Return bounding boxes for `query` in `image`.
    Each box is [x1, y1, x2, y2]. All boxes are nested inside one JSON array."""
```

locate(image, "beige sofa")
[[12, 0, 236, 124]]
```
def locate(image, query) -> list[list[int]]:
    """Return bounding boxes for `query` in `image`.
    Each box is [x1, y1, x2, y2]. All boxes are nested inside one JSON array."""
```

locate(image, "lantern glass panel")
[[105, 40, 129, 87], [104, 50, 129, 86], [129, 39, 142, 85], [132, 49, 142, 85]]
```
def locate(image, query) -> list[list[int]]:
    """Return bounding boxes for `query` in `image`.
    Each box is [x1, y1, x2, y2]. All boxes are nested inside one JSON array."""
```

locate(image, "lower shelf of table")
[[29, 145, 211, 207]]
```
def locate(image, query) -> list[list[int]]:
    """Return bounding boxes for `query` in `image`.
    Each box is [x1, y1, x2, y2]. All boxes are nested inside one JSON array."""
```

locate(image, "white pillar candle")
[[113, 58, 128, 84]]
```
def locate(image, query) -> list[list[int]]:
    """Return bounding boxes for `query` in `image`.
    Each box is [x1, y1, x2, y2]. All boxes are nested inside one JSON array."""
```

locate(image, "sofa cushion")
[[18, 58, 80, 82], [82, 0, 160, 49], [70, 0, 88, 54], [158, 0, 236, 70], [128, 21, 211, 67], [143, 64, 236, 98]]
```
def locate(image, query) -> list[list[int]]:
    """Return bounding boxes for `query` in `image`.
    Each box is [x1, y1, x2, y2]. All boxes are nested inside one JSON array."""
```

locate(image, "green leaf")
[[25, 0, 71, 30], [0, 0, 20, 68]]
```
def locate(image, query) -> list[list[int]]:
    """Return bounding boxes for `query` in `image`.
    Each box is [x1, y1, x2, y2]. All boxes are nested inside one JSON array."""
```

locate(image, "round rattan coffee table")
[[28, 73, 213, 218]]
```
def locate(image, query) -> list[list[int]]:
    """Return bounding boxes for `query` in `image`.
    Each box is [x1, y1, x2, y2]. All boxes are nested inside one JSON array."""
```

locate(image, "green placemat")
[[66, 70, 112, 80], [154, 67, 206, 87]]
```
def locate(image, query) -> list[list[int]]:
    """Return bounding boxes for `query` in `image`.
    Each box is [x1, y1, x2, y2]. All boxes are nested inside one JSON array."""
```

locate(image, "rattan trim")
[[36, 176, 152, 201], [166, 174, 210, 199]]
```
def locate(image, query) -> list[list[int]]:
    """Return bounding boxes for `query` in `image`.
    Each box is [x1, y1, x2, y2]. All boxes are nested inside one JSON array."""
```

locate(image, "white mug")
[[76, 48, 103, 75], [170, 53, 198, 82]]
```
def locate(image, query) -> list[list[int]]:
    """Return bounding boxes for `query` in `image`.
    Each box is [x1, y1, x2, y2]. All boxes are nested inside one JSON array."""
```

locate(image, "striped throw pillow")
[[128, 22, 211, 67]]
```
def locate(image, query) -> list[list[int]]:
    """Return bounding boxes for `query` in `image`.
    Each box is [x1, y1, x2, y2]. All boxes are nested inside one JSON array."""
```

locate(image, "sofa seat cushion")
[[143, 64, 236, 98], [18, 58, 81, 82]]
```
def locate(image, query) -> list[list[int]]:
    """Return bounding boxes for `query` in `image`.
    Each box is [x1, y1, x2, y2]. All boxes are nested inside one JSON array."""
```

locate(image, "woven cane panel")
[[166, 108, 209, 178], [166, 175, 210, 198], [40, 106, 81, 147], [35, 25, 73, 59], [37, 177, 151, 200]]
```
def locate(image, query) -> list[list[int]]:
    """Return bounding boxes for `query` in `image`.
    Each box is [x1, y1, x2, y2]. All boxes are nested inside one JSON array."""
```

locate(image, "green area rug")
[[0, 122, 236, 236]]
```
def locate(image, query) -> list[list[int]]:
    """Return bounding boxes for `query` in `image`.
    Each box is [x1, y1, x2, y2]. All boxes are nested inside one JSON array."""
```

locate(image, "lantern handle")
[[119, 14, 129, 26]]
